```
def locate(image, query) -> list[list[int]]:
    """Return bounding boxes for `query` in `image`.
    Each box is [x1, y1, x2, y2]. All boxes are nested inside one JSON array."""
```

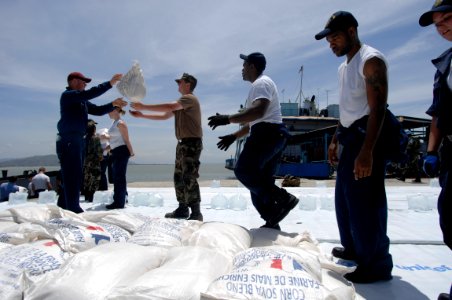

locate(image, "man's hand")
[[110, 74, 123, 86], [208, 113, 230, 130], [130, 102, 144, 111], [353, 149, 373, 180], [112, 97, 127, 107], [217, 134, 236, 151], [423, 152, 439, 177], [129, 110, 144, 118], [328, 142, 339, 165]]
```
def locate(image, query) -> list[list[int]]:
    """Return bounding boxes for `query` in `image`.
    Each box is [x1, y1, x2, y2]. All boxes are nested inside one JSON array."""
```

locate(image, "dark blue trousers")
[[56, 134, 84, 213], [110, 145, 130, 208], [439, 140, 452, 250], [234, 123, 288, 221], [335, 125, 393, 275], [99, 155, 109, 191]]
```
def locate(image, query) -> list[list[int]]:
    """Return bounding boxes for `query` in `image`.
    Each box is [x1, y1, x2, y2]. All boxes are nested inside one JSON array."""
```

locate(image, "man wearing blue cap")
[[315, 11, 393, 283], [207, 52, 298, 230], [420, 1, 452, 299]]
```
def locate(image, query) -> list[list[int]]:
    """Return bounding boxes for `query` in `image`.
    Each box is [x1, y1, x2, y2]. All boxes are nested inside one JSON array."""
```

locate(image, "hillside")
[[0, 155, 59, 167]]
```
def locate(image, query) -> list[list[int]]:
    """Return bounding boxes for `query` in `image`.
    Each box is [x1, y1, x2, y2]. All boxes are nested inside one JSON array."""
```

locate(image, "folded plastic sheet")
[[116, 61, 146, 102]]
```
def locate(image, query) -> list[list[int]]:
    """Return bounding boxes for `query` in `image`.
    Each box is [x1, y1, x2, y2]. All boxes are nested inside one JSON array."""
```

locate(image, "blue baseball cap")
[[419, 0, 452, 26]]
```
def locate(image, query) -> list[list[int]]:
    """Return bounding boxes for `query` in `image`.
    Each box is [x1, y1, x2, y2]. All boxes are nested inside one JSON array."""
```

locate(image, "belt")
[[178, 137, 202, 143]]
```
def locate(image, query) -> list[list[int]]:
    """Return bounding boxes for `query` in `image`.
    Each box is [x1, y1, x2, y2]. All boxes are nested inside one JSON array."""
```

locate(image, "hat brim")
[[315, 28, 332, 40], [419, 5, 452, 27], [239, 54, 248, 60], [68, 76, 92, 83]]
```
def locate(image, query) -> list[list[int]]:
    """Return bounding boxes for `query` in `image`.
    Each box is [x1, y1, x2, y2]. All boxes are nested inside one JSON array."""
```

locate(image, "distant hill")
[[0, 155, 59, 167], [0, 154, 138, 167]]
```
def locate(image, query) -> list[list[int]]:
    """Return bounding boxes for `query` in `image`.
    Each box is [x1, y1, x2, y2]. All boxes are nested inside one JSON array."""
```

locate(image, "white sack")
[[187, 222, 252, 260], [0, 241, 13, 251], [97, 222, 131, 242], [0, 222, 51, 245], [108, 246, 232, 300], [0, 239, 70, 300], [100, 212, 152, 233], [202, 255, 331, 300], [116, 61, 146, 102], [44, 218, 119, 253], [8, 204, 82, 224], [250, 227, 310, 248], [233, 246, 323, 283], [128, 218, 201, 248], [25, 243, 167, 300]]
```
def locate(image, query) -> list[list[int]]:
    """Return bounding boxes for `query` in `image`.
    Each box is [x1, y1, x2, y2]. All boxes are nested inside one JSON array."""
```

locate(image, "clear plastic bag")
[[117, 61, 146, 102]]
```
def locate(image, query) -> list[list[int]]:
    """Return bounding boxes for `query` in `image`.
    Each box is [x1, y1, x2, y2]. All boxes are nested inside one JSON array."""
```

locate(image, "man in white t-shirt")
[[208, 52, 298, 230], [315, 11, 393, 283], [31, 167, 52, 196]]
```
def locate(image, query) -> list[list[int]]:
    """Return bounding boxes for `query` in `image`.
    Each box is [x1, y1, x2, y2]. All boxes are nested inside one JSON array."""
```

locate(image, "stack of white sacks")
[[0, 203, 356, 300]]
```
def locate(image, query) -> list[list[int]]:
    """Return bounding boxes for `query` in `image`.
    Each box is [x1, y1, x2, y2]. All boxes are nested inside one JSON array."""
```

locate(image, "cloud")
[[0, 0, 445, 163]]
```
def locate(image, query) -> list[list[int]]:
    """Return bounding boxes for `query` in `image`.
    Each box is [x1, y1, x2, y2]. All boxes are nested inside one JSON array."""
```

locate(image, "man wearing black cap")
[[130, 73, 203, 221], [315, 11, 393, 283], [57, 72, 126, 213], [419, 2, 452, 299], [207, 52, 298, 230]]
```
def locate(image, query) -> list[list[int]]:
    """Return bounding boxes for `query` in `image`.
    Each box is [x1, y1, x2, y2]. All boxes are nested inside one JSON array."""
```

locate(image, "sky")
[[0, 0, 450, 164]]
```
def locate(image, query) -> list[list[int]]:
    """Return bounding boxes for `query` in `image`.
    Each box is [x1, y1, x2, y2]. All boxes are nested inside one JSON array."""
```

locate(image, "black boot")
[[267, 188, 299, 226], [165, 203, 189, 219], [187, 203, 203, 221]]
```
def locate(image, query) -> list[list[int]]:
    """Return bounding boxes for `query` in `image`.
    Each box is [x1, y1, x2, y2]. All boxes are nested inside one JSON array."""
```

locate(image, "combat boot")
[[165, 203, 189, 219], [267, 188, 299, 227], [187, 202, 203, 221]]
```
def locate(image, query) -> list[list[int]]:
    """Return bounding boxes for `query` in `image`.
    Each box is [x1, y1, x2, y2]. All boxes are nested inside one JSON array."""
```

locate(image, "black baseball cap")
[[175, 73, 197, 90], [240, 52, 266, 72], [419, 0, 452, 27], [315, 11, 358, 40]]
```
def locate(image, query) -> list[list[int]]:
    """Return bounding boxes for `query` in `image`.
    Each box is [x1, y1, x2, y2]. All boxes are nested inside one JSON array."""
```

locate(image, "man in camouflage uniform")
[[130, 73, 203, 221]]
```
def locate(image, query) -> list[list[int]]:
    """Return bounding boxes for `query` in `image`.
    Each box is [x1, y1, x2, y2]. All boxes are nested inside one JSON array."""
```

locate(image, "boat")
[[224, 66, 431, 179]]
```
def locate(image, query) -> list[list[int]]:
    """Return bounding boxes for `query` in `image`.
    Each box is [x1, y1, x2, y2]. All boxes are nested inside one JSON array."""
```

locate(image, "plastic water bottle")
[[210, 193, 229, 210], [299, 194, 317, 211]]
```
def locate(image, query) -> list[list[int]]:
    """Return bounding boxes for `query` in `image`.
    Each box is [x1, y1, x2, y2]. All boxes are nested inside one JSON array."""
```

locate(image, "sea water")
[[1, 163, 235, 183]]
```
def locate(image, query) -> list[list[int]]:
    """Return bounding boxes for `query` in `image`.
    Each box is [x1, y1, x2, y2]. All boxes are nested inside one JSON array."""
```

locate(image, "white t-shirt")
[[338, 44, 388, 128], [32, 173, 50, 190], [245, 74, 282, 128], [108, 119, 126, 150]]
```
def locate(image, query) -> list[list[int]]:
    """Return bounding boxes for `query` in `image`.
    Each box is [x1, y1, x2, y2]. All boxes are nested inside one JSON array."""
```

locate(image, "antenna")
[[325, 89, 331, 107], [295, 65, 304, 107]]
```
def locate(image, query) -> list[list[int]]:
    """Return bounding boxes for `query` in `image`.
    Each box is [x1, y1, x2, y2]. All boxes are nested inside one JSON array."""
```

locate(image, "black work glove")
[[208, 113, 230, 130], [217, 134, 236, 151]]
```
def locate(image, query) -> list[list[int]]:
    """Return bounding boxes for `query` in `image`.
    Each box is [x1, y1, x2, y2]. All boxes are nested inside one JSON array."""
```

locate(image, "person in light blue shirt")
[[0, 176, 19, 202]]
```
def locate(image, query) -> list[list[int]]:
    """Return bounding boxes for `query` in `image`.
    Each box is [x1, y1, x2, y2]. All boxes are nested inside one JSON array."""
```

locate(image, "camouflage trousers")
[[174, 138, 202, 206]]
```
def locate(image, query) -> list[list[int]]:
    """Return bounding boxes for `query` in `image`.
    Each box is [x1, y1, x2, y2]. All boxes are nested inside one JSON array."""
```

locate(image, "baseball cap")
[[67, 72, 92, 83], [315, 11, 358, 40], [175, 73, 197, 90], [239, 52, 266, 71], [87, 119, 97, 126], [419, 0, 452, 27]]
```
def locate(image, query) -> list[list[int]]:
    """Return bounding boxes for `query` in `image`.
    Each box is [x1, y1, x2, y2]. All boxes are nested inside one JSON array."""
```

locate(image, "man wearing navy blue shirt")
[[56, 71, 126, 213], [419, 1, 452, 299]]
